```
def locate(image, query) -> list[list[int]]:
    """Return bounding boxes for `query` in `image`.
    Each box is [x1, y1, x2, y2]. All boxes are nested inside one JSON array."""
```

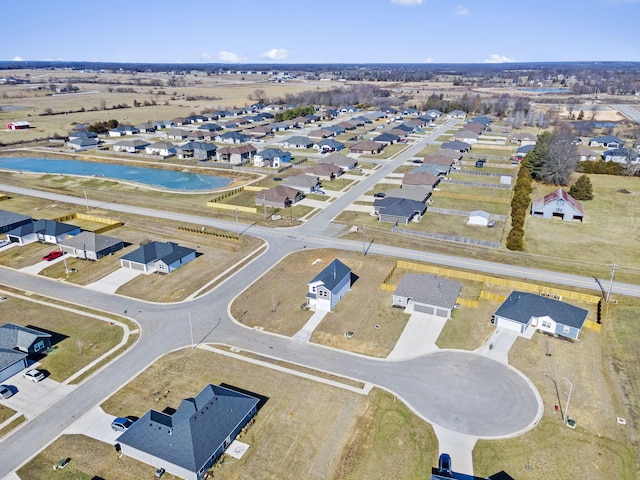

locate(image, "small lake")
[[518, 88, 570, 93], [0, 157, 232, 191]]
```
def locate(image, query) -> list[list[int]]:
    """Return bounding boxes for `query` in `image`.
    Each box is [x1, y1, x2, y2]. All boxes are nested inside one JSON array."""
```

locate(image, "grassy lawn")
[[448, 172, 504, 184], [429, 195, 510, 216], [322, 177, 355, 192], [0, 295, 124, 382], [97, 347, 438, 480], [474, 295, 639, 479], [0, 404, 16, 423], [404, 211, 506, 244], [436, 298, 499, 350], [469, 146, 514, 157], [232, 249, 409, 357], [437, 181, 513, 199], [525, 174, 640, 270]]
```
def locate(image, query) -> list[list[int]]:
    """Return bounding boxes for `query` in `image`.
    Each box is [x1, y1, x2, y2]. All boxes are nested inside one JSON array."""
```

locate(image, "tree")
[[529, 125, 578, 186], [569, 174, 594, 200]]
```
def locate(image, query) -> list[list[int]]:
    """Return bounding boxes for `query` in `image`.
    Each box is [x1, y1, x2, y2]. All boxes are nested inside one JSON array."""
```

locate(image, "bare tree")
[[538, 124, 578, 186]]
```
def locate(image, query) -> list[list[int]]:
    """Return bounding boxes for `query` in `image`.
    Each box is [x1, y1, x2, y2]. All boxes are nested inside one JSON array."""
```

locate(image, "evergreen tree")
[[569, 174, 594, 200]]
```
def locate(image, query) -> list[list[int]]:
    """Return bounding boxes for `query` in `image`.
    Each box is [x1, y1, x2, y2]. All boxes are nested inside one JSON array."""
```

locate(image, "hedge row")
[[506, 159, 532, 251]]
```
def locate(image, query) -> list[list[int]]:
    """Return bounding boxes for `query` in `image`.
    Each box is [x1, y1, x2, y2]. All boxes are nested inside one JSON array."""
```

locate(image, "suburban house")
[[385, 185, 432, 203], [254, 185, 304, 209], [176, 141, 217, 161], [374, 197, 427, 225], [67, 137, 99, 151], [314, 138, 344, 153], [6, 219, 80, 245], [530, 189, 585, 222], [462, 122, 486, 135], [447, 110, 467, 119], [59, 231, 125, 260], [0, 323, 52, 383], [441, 140, 471, 152], [510, 132, 537, 146], [280, 135, 313, 149], [216, 145, 256, 164], [602, 148, 639, 164], [120, 241, 196, 274], [215, 131, 251, 144], [306, 259, 352, 312], [437, 149, 463, 161], [253, 148, 291, 168], [108, 126, 129, 137], [135, 123, 156, 133], [373, 132, 400, 145], [402, 171, 440, 188], [589, 135, 624, 149], [116, 384, 259, 480], [391, 274, 462, 318], [514, 144, 535, 161], [145, 142, 176, 157], [468, 210, 491, 226], [113, 139, 149, 153], [492, 291, 589, 340], [350, 140, 383, 155], [305, 163, 342, 181], [319, 153, 358, 170], [283, 174, 321, 194], [577, 147, 599, 161], [452, 129, 479, 144], [0, 210, 32, 234], [424, 109, 443, 119]]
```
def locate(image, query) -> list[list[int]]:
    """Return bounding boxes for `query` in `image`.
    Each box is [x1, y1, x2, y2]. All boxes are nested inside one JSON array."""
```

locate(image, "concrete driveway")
[[18, 254, 66, 275], [85, 268, 143, 294], [387, 311, 445, 360], [64, 406, 122, 444]]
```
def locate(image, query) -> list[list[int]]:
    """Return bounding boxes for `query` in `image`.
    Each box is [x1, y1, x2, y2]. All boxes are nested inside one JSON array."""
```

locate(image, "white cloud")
[[12, 56, 24, 61], [484, 54, 514, 63], [261, 49, 291, 60], [423, 57, 434, 63], [454, 5, 470, 15], [201, 52, 213, 61], [217, 51, 247, 63], [391, 0, 423, 6]]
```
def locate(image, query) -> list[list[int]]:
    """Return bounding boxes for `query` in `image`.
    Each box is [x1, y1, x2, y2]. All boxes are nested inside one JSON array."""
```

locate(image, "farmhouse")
[[116, 384, 259, 480], [120, 241, 196, 274], [392, 274, 462, 318], [0, 323, 51, 383], [306, 259, 352, 312], [6, 219, 80, 245], [59, 231, 125, 260], [492, 291, 589, 340], [530, 189, 584, 222]]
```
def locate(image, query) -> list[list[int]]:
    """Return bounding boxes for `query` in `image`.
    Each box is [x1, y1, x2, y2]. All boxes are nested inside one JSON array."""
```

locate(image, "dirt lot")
[[231, 248, 409, 357], [95, 347, 438, 480]]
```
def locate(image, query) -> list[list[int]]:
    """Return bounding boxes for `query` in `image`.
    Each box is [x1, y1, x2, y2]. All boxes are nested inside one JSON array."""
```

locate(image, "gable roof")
[[256, 148, 289, 160], [256, 185, 303, 203], [0, 323, 51, 352], [374, 197, 427, 218], [117, 384, 258, 474], [441, 140, 471, 151], [393, 274, 462, 309], [0, 210, 31, 229], [9, 219, 79, 237], [59, 231, 123, 252], [309, 259, 351, 291], [495, 292, 589, 328], [283, 174, 319, 189], [121, 241, 194, 265], [403, 171, 439, 187], [531, 189, 584, 215], [319, 153, 356, 168]]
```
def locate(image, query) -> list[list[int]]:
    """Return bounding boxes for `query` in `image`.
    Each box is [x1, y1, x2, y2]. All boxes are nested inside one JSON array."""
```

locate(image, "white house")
[[306, 259, 352, 312]]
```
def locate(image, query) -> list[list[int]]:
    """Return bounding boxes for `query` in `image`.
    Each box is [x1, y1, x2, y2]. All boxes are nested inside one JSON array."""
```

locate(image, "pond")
[[0, 157, 232, 191]]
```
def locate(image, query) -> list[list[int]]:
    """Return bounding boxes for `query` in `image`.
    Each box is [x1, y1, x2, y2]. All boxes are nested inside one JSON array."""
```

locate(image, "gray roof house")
[[385, 185, 432, 202], [306, 259, 352, 312], [319, 153, 357, 170], [588, 135, 624, 149], [117, 384, 259, 480], [120, 241, 196, 274], [373, 197, 427, 225], [145, 142, 176, 157], [441, 140, 471, 152], [176, 141, 218, 161], [254, 185, 304, 209], [314, 138, 345, 153], [59, 231, 125, 261], [0, 210, 32, 234], [67, 137, 98, 151], [113, 139, 149, 153], [253, 148, 291, 168], [280, 135, 313, 149], [6, 219, 80, 245], [392, 274, 462, 318], [492, 291, 589, 340], [530, 189, 585, 222], [0, 323, 52, 383], [283, 174, 321, 194]]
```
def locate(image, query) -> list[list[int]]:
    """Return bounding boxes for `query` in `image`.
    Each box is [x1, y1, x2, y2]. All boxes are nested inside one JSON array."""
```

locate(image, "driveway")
[[85, 268, 143, 294], [64, 406, 122, 444], [18, 254, 66, 275], [387, 311, 445, 360]]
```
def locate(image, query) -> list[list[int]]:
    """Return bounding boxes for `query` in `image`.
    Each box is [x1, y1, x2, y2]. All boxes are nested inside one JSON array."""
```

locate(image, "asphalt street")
[[0, 118, 634, 477]]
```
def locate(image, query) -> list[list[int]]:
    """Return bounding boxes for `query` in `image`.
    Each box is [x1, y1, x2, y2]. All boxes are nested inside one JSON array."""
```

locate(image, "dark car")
[[373, 192, 386, 198], [273, 177, 283, 181], [155, 467, 166, 478], [438, 453, 452, 476], [111, 417, 134, 432], [412, 159, 423, 164], [43, 251, 63, 261]]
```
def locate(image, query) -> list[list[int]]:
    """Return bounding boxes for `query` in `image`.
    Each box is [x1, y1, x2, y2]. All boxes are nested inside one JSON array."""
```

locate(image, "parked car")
[[438, 453, 452, 476], [373, 192, 386, 198], [42, 251, 63, 261], [487, 220, 496, 228], [0, 239, 11, 248], [23, 369, 45, 382], [111, 417, 134, 432], [0, 385, 13, 399], [154, 468, 166, 478], [412, 159, 423, 164]]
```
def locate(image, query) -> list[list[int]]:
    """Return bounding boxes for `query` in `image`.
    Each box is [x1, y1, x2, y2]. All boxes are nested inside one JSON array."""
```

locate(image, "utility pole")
[[189, 312, 194, 348], [606, 264, 617, 302], [235, 208, 239, 234], [362, 224, 366, 255], [82, 186, 89, 212], [561, 377, 573, 424]]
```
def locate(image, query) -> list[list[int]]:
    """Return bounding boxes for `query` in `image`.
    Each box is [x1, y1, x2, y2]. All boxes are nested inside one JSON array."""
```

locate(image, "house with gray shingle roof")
[[120, 241, 196, 274], [254, 185, 304, 209], [0, 210, 31, 234], [0, 323, 52, 383], [145, 142, 176, 157], [253, 148, 291, 168], [283, 174, 321, 194], [176, 141, 217, 161], [67, 136, 99, 151], [373, 197, 427, 225], [6, 219, 80, 245], [280, 135, 313, 149], [319, 153, 357, 170], [113, 139, 150, 153], [385, 185, 432, 203], [441, 140, 471, 152], [589, 135, 624, 149], [314, 138, 344, 153], [306, 259, 352, 312], [392, 274, 462, 317], [492, 291, 589, 340], [59, 231, 125, 260], [117, 384, 259, 480]]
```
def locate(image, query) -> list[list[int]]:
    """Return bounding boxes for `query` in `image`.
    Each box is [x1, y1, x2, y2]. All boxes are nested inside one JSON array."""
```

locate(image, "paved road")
[[612, 104, 640, 123], [0, 118, 634, 476]]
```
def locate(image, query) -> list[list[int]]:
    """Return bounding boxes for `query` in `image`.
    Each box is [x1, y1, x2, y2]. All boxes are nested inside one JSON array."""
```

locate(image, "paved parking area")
[[85, 268, 143, 294]]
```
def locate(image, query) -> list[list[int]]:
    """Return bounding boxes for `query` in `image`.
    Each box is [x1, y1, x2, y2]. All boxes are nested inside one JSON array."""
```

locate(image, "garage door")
[[0, 359, 26, 383], [496, 317, 524, 333], [435, 308, 448, 318], [414, 303, 435, 315]]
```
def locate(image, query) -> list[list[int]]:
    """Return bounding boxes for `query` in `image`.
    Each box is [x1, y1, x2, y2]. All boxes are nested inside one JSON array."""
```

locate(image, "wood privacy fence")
[[52, 212, 122, 233]]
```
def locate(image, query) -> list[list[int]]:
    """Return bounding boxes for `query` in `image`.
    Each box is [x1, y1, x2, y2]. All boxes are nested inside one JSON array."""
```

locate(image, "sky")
[[1, 0, 640, 64]]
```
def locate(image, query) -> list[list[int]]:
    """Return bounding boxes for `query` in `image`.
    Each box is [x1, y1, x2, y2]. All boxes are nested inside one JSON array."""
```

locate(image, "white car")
[[23, 369, 45, 383]]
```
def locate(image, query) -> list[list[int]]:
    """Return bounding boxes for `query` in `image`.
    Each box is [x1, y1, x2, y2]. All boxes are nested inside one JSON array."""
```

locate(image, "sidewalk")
[[293, 310, 327, 342]]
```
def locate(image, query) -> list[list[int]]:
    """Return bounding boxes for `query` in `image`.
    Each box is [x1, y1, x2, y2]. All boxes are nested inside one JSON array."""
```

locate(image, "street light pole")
[[606, 264, 617, 302], [82, 186, 89, 212], [561, 377, 573, 423]]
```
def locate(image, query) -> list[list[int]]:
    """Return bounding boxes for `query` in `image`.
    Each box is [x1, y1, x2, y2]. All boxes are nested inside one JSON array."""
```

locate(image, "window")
[[33, 340, 45, 352], [541, 320, 552, 329], [563, 325, 571, 334]]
